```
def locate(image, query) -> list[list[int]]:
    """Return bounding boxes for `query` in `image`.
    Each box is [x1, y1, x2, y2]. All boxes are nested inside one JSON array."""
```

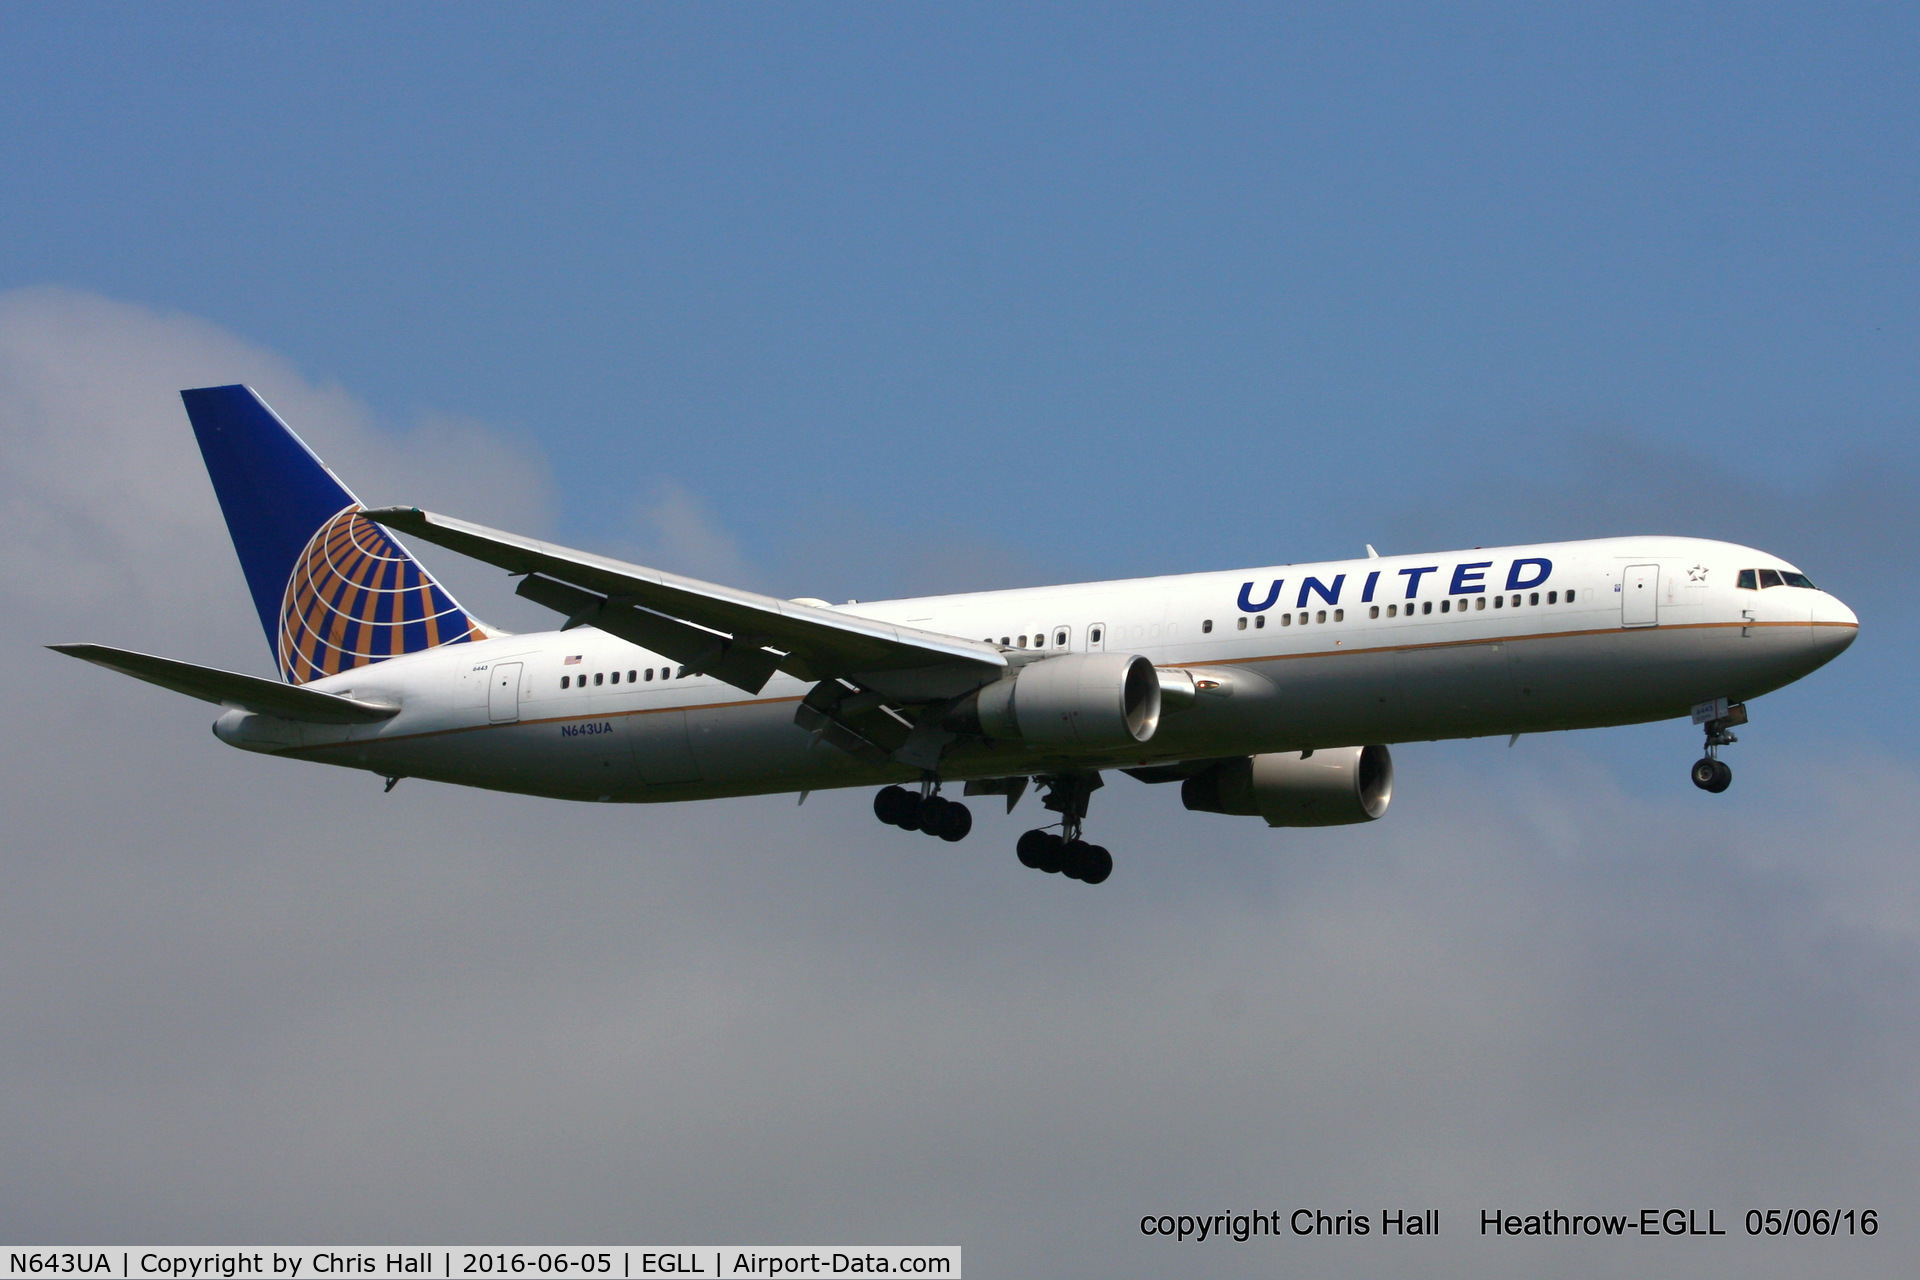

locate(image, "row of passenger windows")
[[1195, 589, 1577, 632], [1738, 568, 1816, 590], [559, 667, 685, 690], [1368, 589, 1575, 618], [981, 629, 1074, 649], [1208, 609, 1344, 632]]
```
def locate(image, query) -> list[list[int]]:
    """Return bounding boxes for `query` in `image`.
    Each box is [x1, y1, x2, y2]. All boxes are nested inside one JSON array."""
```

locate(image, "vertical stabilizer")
[[181, 385, 485, 684]]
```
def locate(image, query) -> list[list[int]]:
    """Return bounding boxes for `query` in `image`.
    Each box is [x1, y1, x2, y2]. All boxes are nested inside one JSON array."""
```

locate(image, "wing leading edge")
[[363, 507, 1008, 700]]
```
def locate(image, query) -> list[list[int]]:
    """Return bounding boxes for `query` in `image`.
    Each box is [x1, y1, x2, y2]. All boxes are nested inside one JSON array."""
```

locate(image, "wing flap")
[[367, 506, 1006, 699], [516, 574, 784, 694], [50, 644, 401, 724]]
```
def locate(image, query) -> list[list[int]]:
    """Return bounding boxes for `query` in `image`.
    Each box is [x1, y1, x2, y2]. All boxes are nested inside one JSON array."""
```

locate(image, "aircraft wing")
[[50, 644, 402, 724], [364, 507, 1008, 699]]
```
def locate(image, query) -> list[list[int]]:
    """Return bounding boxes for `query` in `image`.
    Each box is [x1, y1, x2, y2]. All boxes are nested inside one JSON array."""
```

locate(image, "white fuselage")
[[215, 536, 1858, 802]]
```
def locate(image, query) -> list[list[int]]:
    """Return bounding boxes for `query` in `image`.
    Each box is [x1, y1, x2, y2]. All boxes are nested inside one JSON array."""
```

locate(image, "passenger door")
[[487, 662, 523, 723], [1621, 565, 1660, 628]]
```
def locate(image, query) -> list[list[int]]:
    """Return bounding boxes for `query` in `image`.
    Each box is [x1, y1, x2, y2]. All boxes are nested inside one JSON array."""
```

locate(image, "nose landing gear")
[[1690, 757, 1732, 793], [1690, 698, 1747, 793], [874, 782, 973, 842]]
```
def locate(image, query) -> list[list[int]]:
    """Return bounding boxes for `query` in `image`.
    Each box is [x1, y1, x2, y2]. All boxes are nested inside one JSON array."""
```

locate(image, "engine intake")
[[961, 652, 1163, 749], [1182, 745, 1393, 827]]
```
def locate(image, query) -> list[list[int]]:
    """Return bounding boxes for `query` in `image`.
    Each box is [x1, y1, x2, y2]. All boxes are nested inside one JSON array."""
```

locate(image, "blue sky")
[[3, 6, 1918, 1269], [5, 4, 1914, 565]]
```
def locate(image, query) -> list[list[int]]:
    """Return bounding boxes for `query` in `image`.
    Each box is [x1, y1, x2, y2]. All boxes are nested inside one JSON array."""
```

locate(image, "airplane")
[[54, 386, 1859, 886]]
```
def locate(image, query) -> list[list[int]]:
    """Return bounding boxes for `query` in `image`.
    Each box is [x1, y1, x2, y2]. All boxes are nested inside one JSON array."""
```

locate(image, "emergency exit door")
[[1621, 566, 1659, 628], [488, 662, 523, 723]]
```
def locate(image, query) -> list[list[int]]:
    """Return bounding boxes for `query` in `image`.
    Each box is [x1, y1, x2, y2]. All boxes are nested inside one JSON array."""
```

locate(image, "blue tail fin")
[[181, 385, 486, 684]]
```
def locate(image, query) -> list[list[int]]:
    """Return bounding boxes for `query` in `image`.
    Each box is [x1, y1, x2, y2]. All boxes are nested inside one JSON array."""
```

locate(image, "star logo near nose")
[[1688, 564, 1709, 582]]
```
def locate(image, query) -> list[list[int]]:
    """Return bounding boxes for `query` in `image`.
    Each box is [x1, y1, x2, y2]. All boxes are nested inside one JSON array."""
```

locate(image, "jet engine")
[[1181, 745, 1393, 827], [956, 652, 1163, 749]]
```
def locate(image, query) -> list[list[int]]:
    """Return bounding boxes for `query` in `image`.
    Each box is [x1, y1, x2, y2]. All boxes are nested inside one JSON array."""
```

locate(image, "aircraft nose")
[[1810, 592, 1859, 661]]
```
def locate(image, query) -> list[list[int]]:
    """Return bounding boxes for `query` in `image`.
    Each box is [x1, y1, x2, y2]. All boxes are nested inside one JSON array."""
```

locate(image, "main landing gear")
[[871, 772, 1116, 885], [1015, 773, 1112, 886], [1690, 699, 1748, 794], [874, 783, 974, 842]]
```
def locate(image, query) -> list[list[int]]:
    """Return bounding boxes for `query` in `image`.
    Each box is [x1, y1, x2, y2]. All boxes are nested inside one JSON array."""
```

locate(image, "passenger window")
[[1334, 608, 1344, 621], [1529, 592, 1539, 605], [1440, 600, 1450, 613], [1422, 601, 1433, 615], [1000, 636, 1010, 646], [1281, 613, 1291, 626], [1237, 617, 1247, 630], [1566, 590, 1576, 602], [1370, 606, 1380, 619], [1298, 611, 1308, 625], [1475, 597, 1485, 610], [645, 669, 654, 681], [1493, 595, 1503, 608], [1055, 629, 1068, 646], [594, 672, 604, 686], [560, 676, 570, 689], [1548, 591, 1558, 603], [1202, 619, 1213, 633], [1317, 610, 1327, 623], [1737, 569, 1758, 590], [628, 670, 636, 682], [1090, 628, 1103, 644], [1255, 615, 1265, 628], [1511, 594, 1520, 607], [610, 671, 619, 684], [1758, 569, 1784, 589], [1387, 604, 1397, 617]]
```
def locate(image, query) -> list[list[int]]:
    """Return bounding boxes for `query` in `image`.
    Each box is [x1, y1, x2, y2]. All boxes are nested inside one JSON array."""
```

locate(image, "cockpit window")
[[1742, 567, 1816, 589]]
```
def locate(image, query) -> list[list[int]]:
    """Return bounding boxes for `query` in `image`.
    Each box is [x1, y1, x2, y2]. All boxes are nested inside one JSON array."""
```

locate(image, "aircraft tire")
[[917, 795, 952, 836], [1691, 759, 1733, 793], [895, 793, 924, 830], [1078, 844, 1113, 885], [937, 801, 973, 842], [874, 785, 915, 826], [1036, 834, 1068, 875], [1016, 829, 1050, 868]]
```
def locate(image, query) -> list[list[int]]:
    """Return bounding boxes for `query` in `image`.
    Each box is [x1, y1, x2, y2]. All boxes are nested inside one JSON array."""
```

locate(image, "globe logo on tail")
[[277, 506, 484, 684]]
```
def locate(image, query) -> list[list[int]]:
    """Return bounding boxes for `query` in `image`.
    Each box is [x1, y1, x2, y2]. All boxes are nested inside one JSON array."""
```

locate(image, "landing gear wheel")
[[1077, 844, 1113, 885], [1691, 758, 1732, 793], [894, 792, 925, 830], [935, 801, 973, 842], [1026, 832, 1068, 874], [917, 795, 952, 837], [874, 785, 917, 827]]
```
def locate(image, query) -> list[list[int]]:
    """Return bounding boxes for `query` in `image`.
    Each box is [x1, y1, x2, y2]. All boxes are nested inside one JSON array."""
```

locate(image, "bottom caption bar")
[[2, 1251, 960, 1280]]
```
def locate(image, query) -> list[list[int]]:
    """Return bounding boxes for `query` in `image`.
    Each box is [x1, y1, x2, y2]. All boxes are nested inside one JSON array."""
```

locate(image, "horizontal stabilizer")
[[50, 643, 401, 724]]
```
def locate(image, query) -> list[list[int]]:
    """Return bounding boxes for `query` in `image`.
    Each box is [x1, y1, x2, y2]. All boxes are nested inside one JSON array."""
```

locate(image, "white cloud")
[[0, 285, 558, 662]]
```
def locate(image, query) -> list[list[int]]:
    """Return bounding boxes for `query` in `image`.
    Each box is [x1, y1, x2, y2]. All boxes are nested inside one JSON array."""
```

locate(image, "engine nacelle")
[[964, 652, 1163, 749], [1181, 745, 1393, 827]]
